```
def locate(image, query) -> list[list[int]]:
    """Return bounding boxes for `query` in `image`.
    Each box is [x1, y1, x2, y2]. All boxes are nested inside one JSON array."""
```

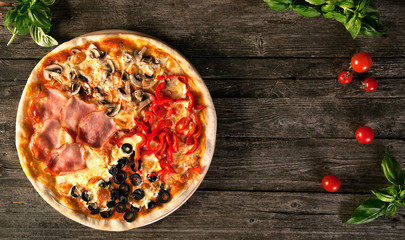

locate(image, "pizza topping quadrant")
[[24, 36, 206, 224]]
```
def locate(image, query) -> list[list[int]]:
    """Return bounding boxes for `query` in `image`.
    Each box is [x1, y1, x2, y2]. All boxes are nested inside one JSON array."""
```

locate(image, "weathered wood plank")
[[0, 189, 404, 239], [2, 138, 404, 193], [0, 0, 404, 58]]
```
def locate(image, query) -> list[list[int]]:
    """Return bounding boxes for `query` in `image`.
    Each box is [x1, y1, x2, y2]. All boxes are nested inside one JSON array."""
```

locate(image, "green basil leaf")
[[345, 14, 361, 39], [14, 14, 31, 35], [28, 6, 52, 29], [29, 25, 58, 47], [40, 0, 56, 6], [305, 0, 325, 5], [323, 11, 347, 24], [263, 0, 292, 12], [4, 8, 18, 27], [17, 2, 30, 15], [381, 148, 405, 188], [16, 0, 30, 3], [321, 3, 335, 12], [357, 0, 371, 12], [338, 0, 355, 9], [359, 22, 387, 37], [293, 5, 321, 18], [362, 6, 383, 30], [385, 202, 398, 218], [400, 189, 405, 199], [400, 200, 405, 208], [371, 186, 398, 202], [343, 197, 388, 224]]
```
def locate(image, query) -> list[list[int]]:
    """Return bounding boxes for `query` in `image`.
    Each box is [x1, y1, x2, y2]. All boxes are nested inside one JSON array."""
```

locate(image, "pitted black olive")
[[147, 173, 158, 183], [90, 209, 100, 215], [88, 203, 97, 210], [108, 165, 118, 175], [123, 212, 135, 222], [131, 189, 145, 200], [100, 210, 112, 218], [118, 157, 129, 166], [110, 189, 119, 201], [119, 195, 128, 204], [130, 204, 140, 213], [118, 183, 130, 195], [121, 143, 133, 154], [98, 179, 111, 188], [130, 173, 142, 186], [158, 190, 171, 203], [129, 160, 137, 172], [115, 202, 126, 213], [81, 190, 92, 202], [147, 201, 156, 209], [114, 170, 127, 184], [70, 186, 80, 198], [116, 161, 125, 169], [106, 200, 115, 208]]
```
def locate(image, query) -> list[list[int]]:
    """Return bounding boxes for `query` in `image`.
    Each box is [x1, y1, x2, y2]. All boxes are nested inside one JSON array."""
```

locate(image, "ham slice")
[[60, 96, 97, 138], [77, 111, 117, 148], [47, 143, 86, 175], [31, 88, 67, 122], [31, 119, 64, 161]]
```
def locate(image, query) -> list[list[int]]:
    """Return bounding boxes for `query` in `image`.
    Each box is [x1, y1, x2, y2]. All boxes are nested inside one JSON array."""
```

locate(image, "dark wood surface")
[[1, 0, 405, 239]]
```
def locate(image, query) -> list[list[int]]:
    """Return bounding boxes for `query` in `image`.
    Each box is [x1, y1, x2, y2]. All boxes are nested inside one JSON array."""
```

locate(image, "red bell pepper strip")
[[194, 105, 205, 111], [189, 166, 202, 175], [172, 133, 179, 153], [186, 138, 199, 155], [185, 92, 194, 113], [134, 118, 150, 131]]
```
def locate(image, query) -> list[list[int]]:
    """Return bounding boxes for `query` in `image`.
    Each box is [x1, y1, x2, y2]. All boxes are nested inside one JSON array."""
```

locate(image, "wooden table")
[[1, 0, 405, 238]]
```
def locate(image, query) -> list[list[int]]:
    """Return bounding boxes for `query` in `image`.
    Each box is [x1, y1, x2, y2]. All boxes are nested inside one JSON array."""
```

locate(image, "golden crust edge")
[[15, 30, 217, 231]]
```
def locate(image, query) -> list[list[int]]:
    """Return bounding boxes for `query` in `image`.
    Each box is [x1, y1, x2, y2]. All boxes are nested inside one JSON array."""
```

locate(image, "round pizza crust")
[[15, 30, 217, 231]]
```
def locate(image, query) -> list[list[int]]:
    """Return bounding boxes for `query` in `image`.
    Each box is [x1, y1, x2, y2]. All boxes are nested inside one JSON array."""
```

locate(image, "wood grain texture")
[[1, 0, 405, 238], [0, 0, 404, 58]]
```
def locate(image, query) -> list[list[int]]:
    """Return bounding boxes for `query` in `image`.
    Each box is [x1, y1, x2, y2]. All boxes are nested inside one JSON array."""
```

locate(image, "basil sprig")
[[344, 148, 405, 224], [263, 0, 386, 39], [4, 0, 58, 47]]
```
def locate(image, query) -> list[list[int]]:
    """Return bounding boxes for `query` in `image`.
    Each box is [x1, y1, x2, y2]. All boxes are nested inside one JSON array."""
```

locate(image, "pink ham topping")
[[60, 96, 97, 138], [31, 88, 67, 122], [47, 143, 86, 175], [31, 119, 63, 161], [77, 111, 117, 148]]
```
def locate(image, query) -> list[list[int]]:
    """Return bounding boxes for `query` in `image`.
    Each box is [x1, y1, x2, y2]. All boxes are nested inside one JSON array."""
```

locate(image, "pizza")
[[15, 30, 216, 231]]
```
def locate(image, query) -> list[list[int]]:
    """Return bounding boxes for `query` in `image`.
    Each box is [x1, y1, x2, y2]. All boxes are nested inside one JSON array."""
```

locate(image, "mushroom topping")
[[121, 72, 129, 81], [88, 43, 105, 59], [105, 103, 121, 117], [117, 80, 131, 101], [132, 90, 152, 112], [43, 63, 63, 81], [122, 52, 133, 64], [71, 48, 81, 55], [129, 73, 158, 89], [71, 82, 81, 95], [82, 82, 91, 95], [134, 47, 147, 62], [105, 59, 115, 74]]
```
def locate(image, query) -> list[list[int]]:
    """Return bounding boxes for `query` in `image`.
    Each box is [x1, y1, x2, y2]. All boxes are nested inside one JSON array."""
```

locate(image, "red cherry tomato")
[[322, 175, 341, 192], [351, 52, 372, 73], [338, 71, 353, 84], [361, 77, 378, 92], [355, 126, 374, 144]]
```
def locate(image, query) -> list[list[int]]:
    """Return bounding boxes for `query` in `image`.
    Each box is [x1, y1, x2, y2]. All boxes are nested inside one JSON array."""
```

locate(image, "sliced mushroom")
[[88, 43, 105, 59], [134, 47, 147, 62], [117, 81, 131, 101], [71, 82, 81, 95], [135, 93, 152, 112], [82, 82, 91, 95], [71, 48, 81, 55], [69, 68, 78, 81], [121, 72, 129, 81], [43, 63, 63, 81], [105, 59, 115, 74], [129, 73, 157, 89], [133, 89, 144, 102], [123, 52, 133, 64], [106, 103, 121, 117]]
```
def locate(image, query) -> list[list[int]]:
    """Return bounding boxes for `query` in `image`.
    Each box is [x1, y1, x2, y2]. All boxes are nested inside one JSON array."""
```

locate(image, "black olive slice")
[[108, 165, 118, 175], [90, 209, 100, 215], [119, 195, 128, 204], [123, 212, 136, 222], [106, 200, 115, 208], [147, 201, 156, 209], [110, 189, 119, 201], [118, 157, 129, 166], [130, 204, 140, 213], [70, 186, 80, 198], [129, 160, 137, 172], [115, 202, 127, 213], [98, 179, 111, 188], [131, 189, 145, 200], [147, 173, 158, 183], [88, 203, 97, 211], [114, 171, 127, 184], [81, 190, 92, 202], [121, 143, 133, 154], [130, 173, 142, 186], [100, 210, 112, 218], [158, 190, 171, 203], [118, 183, 130, 195], [116, 161, 125, 169]]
